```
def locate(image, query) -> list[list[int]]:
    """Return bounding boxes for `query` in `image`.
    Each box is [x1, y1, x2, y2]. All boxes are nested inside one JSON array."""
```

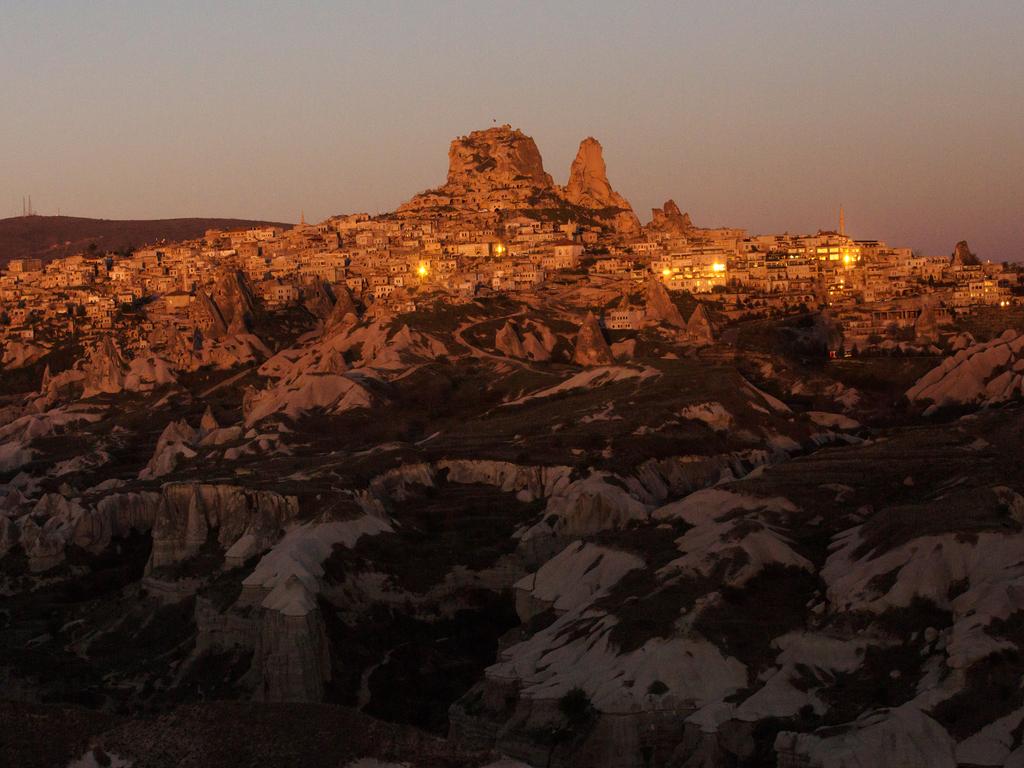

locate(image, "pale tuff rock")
[[521, 329, 552, 361], [956, 707, 1024, 766], [504, 365, 659, 406], [823, 519, 1024, 670], [0, 491, 159, 572], [195, 289, 228, 338], [173, 331, 270, 372], [81, 336, 127, 396], [245, 337, 372, 425], [0, 408, 100, 472], [649, 199, 693, 234], [523, 470, 650, 541], [437, 459, 573, 501], [653, 488, 810, 588], [242, 517, 394, 612], [80, 337, 176, 399], [495, 321, 526, 359], [445, 124, 554, 192], [572, 312, 615, 366], [325, 283, 359, 332], [645, 278, 687, 329], [774, 706, 956, 768], [562, 137, 640, 233], [31, 365, 85, 412], [252, 600, 332, 702], [1, 340, 49, 369], [513, 540, 644, 622], [199, 405, 219, 434], [211, 269, 260, 334], [486, 611, 747, 713], [679, 402, 734, 432], [147, 482, 300, 571], [139, 419, 199, 480], [303, 281, 335, 322], [914, 297, 940, 344], [239, 517, 393, 702], [686, 303, 716, 345], [906, 329, 1024, 411]]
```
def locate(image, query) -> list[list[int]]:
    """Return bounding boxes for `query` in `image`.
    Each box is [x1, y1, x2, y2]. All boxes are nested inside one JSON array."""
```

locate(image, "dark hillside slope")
[[0, 215, 292, 265]]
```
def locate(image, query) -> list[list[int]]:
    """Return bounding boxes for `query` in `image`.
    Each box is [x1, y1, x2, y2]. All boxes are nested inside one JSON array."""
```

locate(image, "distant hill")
[[0, 215, 293, 266]]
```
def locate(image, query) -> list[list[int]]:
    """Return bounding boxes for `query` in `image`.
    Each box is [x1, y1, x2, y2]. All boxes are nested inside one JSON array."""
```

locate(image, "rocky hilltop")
[[446, 125, 555, 192], [648, 198, 694, 234], [400, 125, 640, 233]]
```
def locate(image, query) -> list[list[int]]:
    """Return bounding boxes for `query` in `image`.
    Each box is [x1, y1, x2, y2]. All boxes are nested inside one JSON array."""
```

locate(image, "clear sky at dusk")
[[2, 1, 1022, 259]]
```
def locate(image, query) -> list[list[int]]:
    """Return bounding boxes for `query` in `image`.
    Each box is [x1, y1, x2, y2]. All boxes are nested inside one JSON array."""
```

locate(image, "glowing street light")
[[662, 268, 672, 278], [417, 263, 428, 278], [494, 243, 506, 256], [711, 262, 726, 273]]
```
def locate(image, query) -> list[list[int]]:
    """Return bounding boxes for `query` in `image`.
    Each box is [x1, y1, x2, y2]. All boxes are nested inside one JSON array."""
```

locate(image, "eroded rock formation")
[[572, 312, 615, 366]]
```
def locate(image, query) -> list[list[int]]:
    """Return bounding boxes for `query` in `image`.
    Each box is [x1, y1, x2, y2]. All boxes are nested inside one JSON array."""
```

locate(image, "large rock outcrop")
[[562, 137, 640, 233], [906, 329, 1024, 411], [80, 339, 176, 399], [0, 491, 160, 572], [211, 270, 260, 334], [445, 124, 554, 193], [950, 239, 980, 267], [648, 199, 693, 235], [81, 337, 127, 396], [645, 278, 686, 329], [148, 482, 300, 571], [686, 303, 716, 345], [325, 284, 359, 332]]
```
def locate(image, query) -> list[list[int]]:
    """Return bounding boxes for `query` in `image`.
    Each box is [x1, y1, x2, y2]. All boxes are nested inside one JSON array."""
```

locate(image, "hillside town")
[[2, 126, 1020, 366], [6, 126, 1024, 768]]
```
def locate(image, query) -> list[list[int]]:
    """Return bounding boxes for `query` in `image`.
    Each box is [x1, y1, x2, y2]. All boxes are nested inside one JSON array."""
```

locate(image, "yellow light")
[[662, 268, 671, 277], [843, 255, 851, 264], [712, 262, 726, 273], [417, 264, 428, 277], [494, 243, 505, 256]]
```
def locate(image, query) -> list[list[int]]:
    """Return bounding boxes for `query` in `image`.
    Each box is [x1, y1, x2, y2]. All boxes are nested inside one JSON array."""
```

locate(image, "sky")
[[2, 0, 1023, 259]]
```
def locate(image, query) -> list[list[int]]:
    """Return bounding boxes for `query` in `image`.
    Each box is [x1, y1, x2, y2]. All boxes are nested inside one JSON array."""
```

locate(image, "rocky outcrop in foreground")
[[572, 312, 615, 366]]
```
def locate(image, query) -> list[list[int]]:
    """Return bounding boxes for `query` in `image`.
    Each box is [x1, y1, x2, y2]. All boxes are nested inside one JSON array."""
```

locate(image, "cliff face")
[[148, 482, 300, 572]]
